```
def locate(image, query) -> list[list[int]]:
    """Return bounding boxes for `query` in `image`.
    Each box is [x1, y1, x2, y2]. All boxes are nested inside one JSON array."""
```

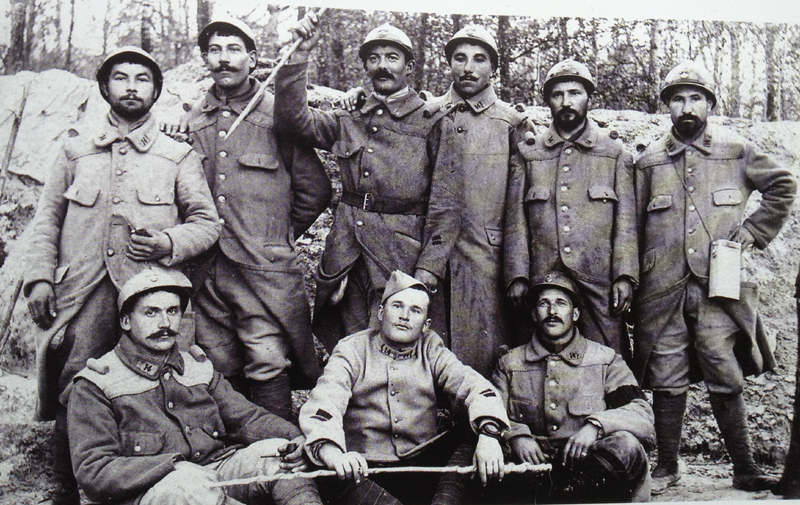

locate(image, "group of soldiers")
[[24, 10, 796, 505]]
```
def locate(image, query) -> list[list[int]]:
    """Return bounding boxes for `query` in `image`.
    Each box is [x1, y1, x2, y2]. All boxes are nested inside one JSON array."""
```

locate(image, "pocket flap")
[[484, 226, 503, 246], [588, 186, 618, 201], [713, 188, 743, 206], [524, 186, 552, 202], [642, 249, 656, 273], [63, 184, 100, 207], [121, 431, 165, 456], [509, 399, 539, 424], [136, 188, 175, 205], [568, 396, 604, 416], [239, 153, 279, 170], [54, 265, 70, 284], [331, 141, 362, 158], [647, 194, 673, 212]]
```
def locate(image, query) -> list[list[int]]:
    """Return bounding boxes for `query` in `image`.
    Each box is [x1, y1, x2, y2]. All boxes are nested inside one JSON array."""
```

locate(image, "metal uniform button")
[[564, 246, 571, 254], [154, 195, 160, 202], [134, 445, 141, 453], [687, 151, 693, 157], [116, 169, 123, 176], [688, 186, 695, 192], [112, 196, 121, 204], [356, 220, 364, 226], [371, 126, 378, 133], [565, 148, 572, 155], [168, 402, 174, 409], [394, 434, 399, 438], [219, 218, 225, 225], [377, 109, 384, 115], [218, 130, 227, 138], [550, 403, 557, 410], [119, 147, 128, 155], [194, 452, 201, 459], [457, 127, 464, 133], [221, 110, 231, 118], [218, 195, 226, 204], [394, 418, 399, 423], [561, 185, 568, 192], [552, 425, 558, 432], [391, 391, 397, 396], [363, 172, 370, 177], [563, 226, 570, 232], [219, 174, 227, 181], [689, 205, 696, 211], [366, 148, 374, 153], [164, 372, 171, 380], [213, 431, 219, 437], [687, 167, 694, 173], [107, 248, 115, 256], [563, 166, 570, 172], [219, 151, 228, 158], [184, 426, 190, 434], [549, 380, 557, 386], [688, 248, 695, 254], [561, 205, 568, 212], [688, 228, 695, 235]]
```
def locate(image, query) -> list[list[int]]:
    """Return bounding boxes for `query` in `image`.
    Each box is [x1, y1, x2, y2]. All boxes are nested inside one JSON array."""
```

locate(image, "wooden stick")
[[211, 462, 551, 488], [0, 278, 24, 356], [224, 7, 328, 139], [0, 86, 27, 200]]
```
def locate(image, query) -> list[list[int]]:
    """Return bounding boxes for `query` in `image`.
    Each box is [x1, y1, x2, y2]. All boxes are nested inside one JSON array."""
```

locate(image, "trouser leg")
[[431, 441, 473, 505], [47, 406, 79, 505], [250, 372, 292, 421], [652, 391, 687, 472]]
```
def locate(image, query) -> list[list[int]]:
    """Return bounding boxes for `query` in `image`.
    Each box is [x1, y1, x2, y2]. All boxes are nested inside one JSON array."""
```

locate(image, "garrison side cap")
[[381, 270, 429, 305], [96, 46, 163, 101], [660, 60, 717, 108], [526, 271, 581, 308], [118, 266, 193, 313], [444, 24, 499, 70], [359, 23, 414, 62], [542, 59, 596, 97]]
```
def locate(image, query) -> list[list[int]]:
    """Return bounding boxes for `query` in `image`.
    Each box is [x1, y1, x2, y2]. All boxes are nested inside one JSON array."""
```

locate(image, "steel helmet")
[[117, 267, 193, 314], [542, 59, 596, 98], [198, 18, 257, 54], [358, 23, 414, 62], [444, 24, 499, 70], [660, 61, 717, 108], [96, 46, 163, 102]]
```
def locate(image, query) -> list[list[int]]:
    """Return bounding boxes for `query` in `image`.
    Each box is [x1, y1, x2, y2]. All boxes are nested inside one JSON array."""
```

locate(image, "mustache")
[[459, 74, 478, 82], [558, 107, 577, 116], [543, 316, 563, 324], [678, 114, 699, 122], [211, 63, 240, 73], [148, 328, 178, 339], [121, 94, 142, 101], [372, 69, 394, 80]]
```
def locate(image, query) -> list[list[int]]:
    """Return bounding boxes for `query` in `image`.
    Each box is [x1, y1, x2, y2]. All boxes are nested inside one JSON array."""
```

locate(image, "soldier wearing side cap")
[[24, 47, 220, 505], [276, 14, 449, 352], [183, 19, 330, 420], [414, 24, 533, 377], [67, 267, 322, 505], [634, 61, 795, 494], [504, 59, 638, 359]]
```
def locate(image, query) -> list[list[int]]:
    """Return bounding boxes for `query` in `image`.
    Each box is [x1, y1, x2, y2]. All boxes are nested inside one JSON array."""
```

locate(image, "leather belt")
[[341, 190, 426, 215]]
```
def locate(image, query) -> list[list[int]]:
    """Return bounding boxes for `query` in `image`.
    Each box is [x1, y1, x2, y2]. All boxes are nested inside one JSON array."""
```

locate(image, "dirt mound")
[[0, 66, 798, 502]]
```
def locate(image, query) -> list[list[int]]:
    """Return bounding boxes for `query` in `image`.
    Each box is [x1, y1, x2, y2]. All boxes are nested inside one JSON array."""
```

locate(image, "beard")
[[554, 107, 586, 132], [674, 114, 705, 138]]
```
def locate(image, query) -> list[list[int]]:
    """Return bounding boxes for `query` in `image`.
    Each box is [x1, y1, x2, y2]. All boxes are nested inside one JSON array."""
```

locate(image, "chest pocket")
[[64, 182, 100, 207], [588, 186, 617, 203], [647, 194, 673, 212], [121, 431, 165, 456], [524, 186, 552, 203], [568, 396, 606, 416], [137, 188, 175, 205], [509, 399, 541, 425], [239, 152, 279, 171], [485, 226, 503, 246], [713, 188, 743, 206], [331, 140, 363, 160]]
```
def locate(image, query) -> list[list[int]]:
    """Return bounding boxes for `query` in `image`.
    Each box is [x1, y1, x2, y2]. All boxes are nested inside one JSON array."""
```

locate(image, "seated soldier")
[[490, 272, 654, 503], [66, 266, 322, 505], [299, 270, 511, 505]]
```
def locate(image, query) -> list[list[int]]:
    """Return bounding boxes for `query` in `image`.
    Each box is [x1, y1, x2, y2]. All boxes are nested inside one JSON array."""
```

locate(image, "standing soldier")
[[505, 59, 638, 358], [25, 47, 220, 505], [275, 13, 446, 351], [634, 61, 795, 494], [187, 19, 330, 420], [415, 25, 531, 377]]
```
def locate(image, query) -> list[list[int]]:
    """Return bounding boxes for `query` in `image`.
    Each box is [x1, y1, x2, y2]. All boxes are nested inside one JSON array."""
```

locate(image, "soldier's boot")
[[250, 372, 292, 421], [709, 392, 778, 491], [41, 409, 80, 505], [650, 391, 686, 495]]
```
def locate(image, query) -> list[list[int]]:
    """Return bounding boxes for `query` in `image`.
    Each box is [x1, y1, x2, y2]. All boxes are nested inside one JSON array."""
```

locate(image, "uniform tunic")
[[504, 120, 638, 355], [187, 80, 330, 386], [415, 84, 530, 377], [299, 328, 509, 465], [633, 124, 795, 392], [68, 336, 314, 505], [275, 62, 446, 349], [25, 112, 220, 420]]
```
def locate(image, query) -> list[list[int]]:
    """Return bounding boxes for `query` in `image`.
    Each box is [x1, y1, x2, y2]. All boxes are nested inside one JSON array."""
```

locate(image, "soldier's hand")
[[474, 435, 505, 485], [127, 229, 173, 261], [611, 277, 634, 316], [86, 357, 110, 374], [414, 268, 439, 293], [159, 116, 191, 143], [563, 423, 599, 470], [729, 227, 755, 248], [510, 436, 547, 465], [341, 87, 367, 112], [279, 436, 310, 473], [28, 281, 57, 329], [506, 279, 529, 310], [319, 444, 369, 483], [291, 11, 321, 53]]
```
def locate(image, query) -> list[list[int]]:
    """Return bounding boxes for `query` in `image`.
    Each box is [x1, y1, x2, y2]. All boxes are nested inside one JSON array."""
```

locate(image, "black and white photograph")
[[1, 0, 800, 503]]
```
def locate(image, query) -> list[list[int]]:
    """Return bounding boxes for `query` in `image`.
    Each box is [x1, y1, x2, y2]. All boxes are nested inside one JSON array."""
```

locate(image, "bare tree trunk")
[[647, 19, 662, 113], [65, 0, 76, 69], [497, 15, 510, 102], [196, 0, 211, 34], [24, 0, 36, 70], [415, 13, 429, 91], [727, 23, 742, 117], [590, 18, 599, 77], [451, 14, 462, 33], [141, 2, 153, 54], [4, 0, 28, 74], [558, 17, 569, 60], [765, 23, 780, 121]]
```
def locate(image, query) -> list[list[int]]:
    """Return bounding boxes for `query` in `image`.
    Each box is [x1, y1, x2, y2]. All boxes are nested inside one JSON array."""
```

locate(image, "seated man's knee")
[[592, 431, 647, 483], [140, 464, 223, 505]]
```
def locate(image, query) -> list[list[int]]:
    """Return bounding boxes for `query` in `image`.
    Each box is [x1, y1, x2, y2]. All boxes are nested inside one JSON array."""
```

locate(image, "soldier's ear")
[[120, 313, 131, 331], [405, 59, 416, 75], [377, 305, 385, 322], [423, 318, 431, 332], [572, 308, 580, 322]]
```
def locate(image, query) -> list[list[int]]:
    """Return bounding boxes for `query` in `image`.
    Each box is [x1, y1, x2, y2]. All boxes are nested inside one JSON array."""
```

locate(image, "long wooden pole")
[[211, 462, 551, 488], [224, 7, 328, 139]]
